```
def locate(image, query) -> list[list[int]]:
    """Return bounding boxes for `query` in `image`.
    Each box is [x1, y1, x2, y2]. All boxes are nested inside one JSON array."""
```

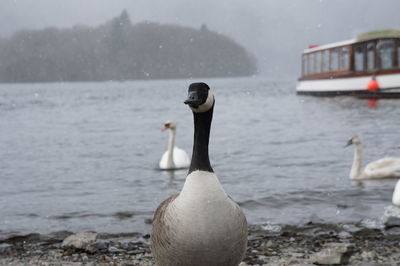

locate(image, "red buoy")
[[367, 77, 379, 91]]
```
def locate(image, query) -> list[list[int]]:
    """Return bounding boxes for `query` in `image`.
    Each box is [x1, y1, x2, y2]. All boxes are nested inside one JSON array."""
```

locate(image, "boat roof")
[[303, 29, 400, 54], [303, 39, 356, 54], [357, 29, 400, 41]]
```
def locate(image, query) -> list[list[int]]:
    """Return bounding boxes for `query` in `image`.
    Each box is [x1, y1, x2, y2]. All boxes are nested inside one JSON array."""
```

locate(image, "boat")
[[296, 29, 400, 98]]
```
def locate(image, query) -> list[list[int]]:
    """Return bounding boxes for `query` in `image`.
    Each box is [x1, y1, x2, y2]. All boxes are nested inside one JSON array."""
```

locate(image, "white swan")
[[393, 180, 400, 206], [151, 83, 248, 266], [159, 120, 190, 170], [345, 135, 400, 180]]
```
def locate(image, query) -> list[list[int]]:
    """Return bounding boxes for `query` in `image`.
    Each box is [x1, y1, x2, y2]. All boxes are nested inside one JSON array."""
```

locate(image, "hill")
[[0, 10, 257, 83]]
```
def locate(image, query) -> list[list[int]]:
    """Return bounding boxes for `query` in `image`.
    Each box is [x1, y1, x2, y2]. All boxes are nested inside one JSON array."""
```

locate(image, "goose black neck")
[[188, 103, 214, 174]]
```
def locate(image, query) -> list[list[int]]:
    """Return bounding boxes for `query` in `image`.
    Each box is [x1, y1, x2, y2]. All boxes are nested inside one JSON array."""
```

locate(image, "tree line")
[[0, 10, 257, 83]]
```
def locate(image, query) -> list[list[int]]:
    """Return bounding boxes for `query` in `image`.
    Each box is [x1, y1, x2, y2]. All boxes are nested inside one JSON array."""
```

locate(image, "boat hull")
[[296, 73, 400, 98]]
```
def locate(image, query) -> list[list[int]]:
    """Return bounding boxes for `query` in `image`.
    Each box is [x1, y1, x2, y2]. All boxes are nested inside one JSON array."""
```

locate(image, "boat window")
[[302, 55, 308, 75], [378, 40, 395, 69], [340, 46, 349, 70], [367, 43, 375, 71], [398, 42, 400, 68], [330, 49, 339, 71], [309, 53, 315, 74], [322, 50, 329, 72], [315, 51, 322, 73], [354, 45, 364, 72]]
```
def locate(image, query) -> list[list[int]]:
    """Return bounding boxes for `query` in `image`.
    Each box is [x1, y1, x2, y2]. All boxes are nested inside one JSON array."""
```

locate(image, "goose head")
[[345, 135, 362, 147], [184, 82, 214, 112], [162, 120, 176, 131]]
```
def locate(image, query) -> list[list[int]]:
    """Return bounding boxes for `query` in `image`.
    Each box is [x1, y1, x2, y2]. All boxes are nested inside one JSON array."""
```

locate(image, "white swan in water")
[[151, 83, 248, 266], [159, 120, 190, 170], [393, 180, 400, 206], [345, 135, 400, 180]]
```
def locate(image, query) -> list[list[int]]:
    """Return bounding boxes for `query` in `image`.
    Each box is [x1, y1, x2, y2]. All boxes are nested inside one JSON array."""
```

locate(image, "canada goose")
[[151, 83, 248, 266], [393, 180, 400, 206], [159, 120, 190, 170], [345, 135, 400, 180]]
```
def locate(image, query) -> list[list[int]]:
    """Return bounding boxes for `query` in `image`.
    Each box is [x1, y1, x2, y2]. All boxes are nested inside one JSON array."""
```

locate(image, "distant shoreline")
[[1, 221, 400, 265]]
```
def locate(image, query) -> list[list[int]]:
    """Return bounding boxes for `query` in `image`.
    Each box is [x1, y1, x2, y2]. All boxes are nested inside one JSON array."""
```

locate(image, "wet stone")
[[96, 241, 108, 251], [353, 228, 382, 238], [361, 249, 376, 261], [338, 231, 351, 239], [309, 243, 354, 265], [260, 239, 276, 249], [384, 216, 400, 230], [108, 246, 124, 253], [61, 232, 98, 253]]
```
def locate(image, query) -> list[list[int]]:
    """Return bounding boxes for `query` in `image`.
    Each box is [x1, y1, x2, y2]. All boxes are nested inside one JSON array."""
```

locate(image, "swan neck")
[[393, 180, 400, 206], [167, 129, 176, 168], [188, 104, 214, 174], [350, 144, 363, 179]]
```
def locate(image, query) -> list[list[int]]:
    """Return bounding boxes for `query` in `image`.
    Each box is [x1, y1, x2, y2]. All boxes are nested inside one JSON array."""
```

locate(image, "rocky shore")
[[1, 218, 400, 266]]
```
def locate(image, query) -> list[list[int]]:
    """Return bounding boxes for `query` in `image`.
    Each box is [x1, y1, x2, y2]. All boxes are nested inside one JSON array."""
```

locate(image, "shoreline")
[[1, 220, 400, 265]]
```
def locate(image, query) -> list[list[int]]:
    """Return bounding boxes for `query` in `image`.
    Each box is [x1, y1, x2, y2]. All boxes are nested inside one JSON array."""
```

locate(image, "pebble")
[[361, 250, 376, 260], [309, 243, 354, 265], [108, 246, 123, 253], [2, 223, 400, 265], [384, 216, 400, 229], [61, 232, 98, 253]]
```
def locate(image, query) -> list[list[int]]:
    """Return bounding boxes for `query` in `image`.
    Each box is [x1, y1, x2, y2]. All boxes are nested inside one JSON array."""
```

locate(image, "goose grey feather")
[[151, 171, 247, 266]]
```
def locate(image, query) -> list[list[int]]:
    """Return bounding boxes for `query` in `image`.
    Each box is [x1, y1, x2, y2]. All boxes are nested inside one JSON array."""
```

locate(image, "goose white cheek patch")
[[190, 91, 214, 113]]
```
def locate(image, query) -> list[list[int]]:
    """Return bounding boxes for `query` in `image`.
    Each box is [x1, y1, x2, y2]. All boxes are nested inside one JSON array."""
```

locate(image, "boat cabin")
[[301, 38, 400, 79], [297, 30, 400, 96]]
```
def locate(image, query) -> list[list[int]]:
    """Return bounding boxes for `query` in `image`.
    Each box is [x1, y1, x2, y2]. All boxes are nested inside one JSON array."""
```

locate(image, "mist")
[[0, 0, 399, 76]]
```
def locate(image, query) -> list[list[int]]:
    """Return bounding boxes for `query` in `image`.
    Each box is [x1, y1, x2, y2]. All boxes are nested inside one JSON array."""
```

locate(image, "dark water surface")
[[1, 77, 400, 238]]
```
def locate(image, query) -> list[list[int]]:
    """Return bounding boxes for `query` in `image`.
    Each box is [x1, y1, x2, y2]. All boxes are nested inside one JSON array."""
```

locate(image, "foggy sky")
[[1, 0, 399, 75]]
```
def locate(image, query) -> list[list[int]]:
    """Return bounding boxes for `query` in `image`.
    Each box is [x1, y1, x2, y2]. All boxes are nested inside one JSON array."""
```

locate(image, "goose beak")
[[184, 91, 201, 108]]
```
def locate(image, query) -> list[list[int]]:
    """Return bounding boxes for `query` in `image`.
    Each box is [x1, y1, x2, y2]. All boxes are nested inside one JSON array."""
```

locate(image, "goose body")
[[151, 83, 248, 266], [345, 135, 400, 180], [159, 120, 190, 170], [393, 180, 400, 206]]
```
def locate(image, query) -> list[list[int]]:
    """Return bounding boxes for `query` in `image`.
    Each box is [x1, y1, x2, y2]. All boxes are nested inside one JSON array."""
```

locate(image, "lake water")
[[1, 76, 400, 239]]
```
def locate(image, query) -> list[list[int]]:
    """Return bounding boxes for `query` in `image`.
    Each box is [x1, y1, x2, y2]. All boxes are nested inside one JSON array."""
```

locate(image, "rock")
[[108, 246, 123, 253], [361, 250, 376, 261], [96, 241, 108, 251], [353, 228, 382, 238], [48, 250, 63, 259], [338, 231, 351, 239], [385, 226, 400, 236], [384, 216, 400, 230], [61, 232, 98, 253], [260, 239, 276, 249], [309, 243, 354, 265]]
